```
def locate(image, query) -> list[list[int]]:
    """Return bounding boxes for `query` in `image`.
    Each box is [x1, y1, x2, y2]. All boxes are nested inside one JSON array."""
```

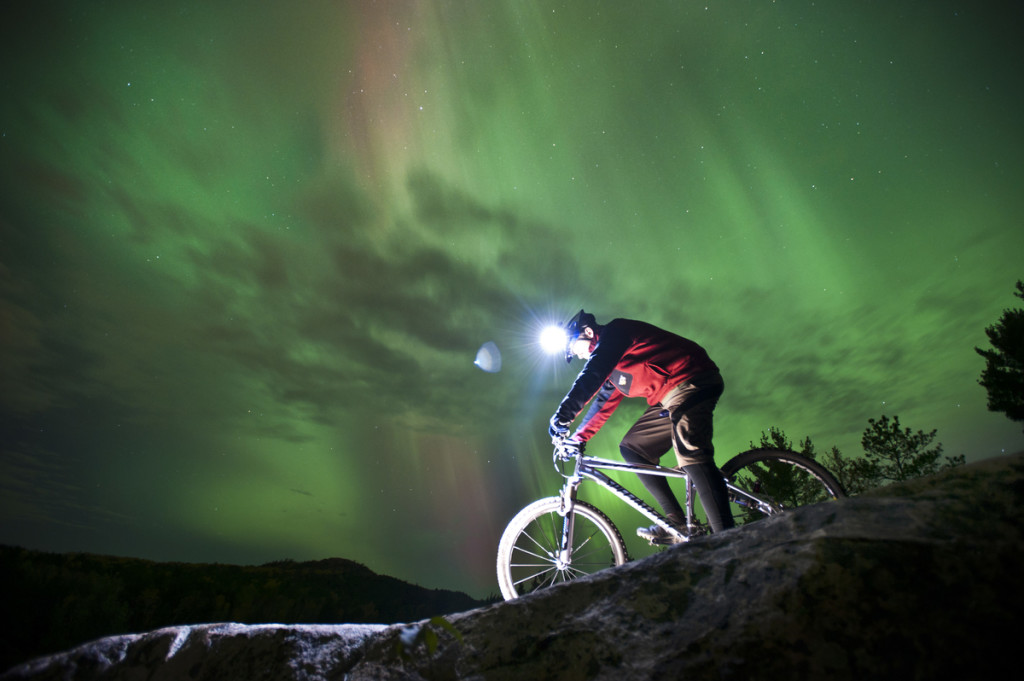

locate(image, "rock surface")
[[5, 453, 1022, 680], [4, 624, 386, 681]]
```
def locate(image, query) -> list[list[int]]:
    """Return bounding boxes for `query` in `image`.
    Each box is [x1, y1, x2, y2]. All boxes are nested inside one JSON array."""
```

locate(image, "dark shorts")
[[619, 371, 724, 467]]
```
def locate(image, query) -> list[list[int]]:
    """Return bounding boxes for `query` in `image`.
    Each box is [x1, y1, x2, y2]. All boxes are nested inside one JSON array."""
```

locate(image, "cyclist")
[[549, 310, 734, 542]]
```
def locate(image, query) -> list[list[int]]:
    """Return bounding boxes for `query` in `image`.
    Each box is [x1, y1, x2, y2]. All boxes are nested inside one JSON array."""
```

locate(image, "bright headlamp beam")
[[539, 325, 568, 355]]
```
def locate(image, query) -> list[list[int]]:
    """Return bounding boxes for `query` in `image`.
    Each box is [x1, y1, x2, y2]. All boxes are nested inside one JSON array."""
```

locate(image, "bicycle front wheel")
[[720, 448, 846, 526], [496, 497, 628, 600]]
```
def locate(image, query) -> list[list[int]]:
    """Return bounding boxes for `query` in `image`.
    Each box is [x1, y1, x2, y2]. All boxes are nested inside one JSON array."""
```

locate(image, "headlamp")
[[539, 325, 569, 356]]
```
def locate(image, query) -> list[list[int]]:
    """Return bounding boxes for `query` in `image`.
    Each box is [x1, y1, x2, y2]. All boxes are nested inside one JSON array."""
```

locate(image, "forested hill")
[[0, 546, 491, 671]]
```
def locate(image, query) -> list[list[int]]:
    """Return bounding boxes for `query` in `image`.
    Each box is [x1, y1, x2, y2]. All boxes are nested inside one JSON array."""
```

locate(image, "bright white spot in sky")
[[474, 341, 502, 372], [539, 325, 568, 355]]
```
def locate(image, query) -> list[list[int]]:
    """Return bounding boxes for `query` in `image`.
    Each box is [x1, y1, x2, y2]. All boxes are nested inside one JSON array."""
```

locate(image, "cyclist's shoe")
[[637, 524, 683, 545]]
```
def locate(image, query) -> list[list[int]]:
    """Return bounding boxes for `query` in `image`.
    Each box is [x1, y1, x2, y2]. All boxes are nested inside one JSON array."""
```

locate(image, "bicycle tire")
[[496, 496, 628, 600], [720, 448, 846, 526]]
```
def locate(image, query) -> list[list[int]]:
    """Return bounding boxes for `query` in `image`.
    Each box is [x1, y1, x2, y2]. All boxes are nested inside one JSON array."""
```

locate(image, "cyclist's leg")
[[681, 461, 732, 531], [619, 445, 684, 523], [619, 406, 684, 523], [664, 371, 734, 532]]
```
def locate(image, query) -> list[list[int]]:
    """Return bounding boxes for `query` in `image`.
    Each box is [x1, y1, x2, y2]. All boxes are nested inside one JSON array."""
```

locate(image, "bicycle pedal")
[[648, 536, 677, 546], [636, 526, 682, 545]]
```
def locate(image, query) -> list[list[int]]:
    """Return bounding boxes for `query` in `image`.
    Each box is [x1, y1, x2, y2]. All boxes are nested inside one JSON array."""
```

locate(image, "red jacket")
[[554, 318, 718, 442]]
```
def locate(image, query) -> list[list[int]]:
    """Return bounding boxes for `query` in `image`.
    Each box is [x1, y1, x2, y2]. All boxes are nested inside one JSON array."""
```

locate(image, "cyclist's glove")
[[549, 414, 571, 440]]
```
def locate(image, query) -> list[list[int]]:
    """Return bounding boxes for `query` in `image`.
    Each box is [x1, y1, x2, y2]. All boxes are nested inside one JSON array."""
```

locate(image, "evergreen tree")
[[752, 426, 808, 455], [975, 280, 1024, 431], [818, 445, 880, 496], [754, 427, 879, 495], [860, 415, 947, 484], [753, 419, 963, 496], [748, 427, 854, 505]]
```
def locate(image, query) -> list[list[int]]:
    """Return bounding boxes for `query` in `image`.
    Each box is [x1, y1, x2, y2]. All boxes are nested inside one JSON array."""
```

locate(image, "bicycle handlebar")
[[551, 437, 583, 464]]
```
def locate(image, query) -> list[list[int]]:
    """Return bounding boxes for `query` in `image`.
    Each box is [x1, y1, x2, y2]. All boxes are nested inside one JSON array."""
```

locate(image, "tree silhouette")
[[818, 444, 880, 496], [860, 415, 959, 484], [754, 427, 879, 495], [753, 417, 963, 496], [747, 428, 844, 507], [752, 426, 810, 455], [975, 280, 1024, 431]]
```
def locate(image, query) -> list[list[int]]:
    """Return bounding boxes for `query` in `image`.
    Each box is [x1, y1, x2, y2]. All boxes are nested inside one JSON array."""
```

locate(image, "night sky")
[[2, 1, 1022, 599]]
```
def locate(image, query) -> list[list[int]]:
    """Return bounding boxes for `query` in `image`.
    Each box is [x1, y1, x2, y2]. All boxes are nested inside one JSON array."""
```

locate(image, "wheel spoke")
[[512, 566, 557, 588], [520, 527, 557, 556], [512, 541, 555, 563]]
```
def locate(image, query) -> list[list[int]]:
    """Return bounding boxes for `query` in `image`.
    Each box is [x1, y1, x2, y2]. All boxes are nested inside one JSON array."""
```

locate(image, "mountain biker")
[[549, 310, 735, 542]]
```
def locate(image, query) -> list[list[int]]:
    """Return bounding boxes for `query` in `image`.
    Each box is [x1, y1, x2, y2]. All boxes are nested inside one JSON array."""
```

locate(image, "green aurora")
[[2, 1, 1022, 598]]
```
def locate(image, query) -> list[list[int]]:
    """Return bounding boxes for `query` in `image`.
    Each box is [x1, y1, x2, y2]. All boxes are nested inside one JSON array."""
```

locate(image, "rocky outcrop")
[[5, 453, 1022, 680], [4, 624, 386, 681]]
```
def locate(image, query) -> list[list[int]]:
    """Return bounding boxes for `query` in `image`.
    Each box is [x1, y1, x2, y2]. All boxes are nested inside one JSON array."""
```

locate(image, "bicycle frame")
[[555, 452, 777, 552]]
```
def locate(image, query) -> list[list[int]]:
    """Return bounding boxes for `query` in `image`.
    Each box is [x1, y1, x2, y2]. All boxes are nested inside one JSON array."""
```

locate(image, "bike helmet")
[[563, 309, 597, 363]]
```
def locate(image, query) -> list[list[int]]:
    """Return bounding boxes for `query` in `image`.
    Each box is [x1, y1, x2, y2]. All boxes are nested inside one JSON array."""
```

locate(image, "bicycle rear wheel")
[[720, 448, 846, 526], [496, 497, 628, 600]]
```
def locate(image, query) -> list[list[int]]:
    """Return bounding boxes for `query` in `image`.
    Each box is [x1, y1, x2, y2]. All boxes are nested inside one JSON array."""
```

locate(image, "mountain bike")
[[496, 438, 846, 600]]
